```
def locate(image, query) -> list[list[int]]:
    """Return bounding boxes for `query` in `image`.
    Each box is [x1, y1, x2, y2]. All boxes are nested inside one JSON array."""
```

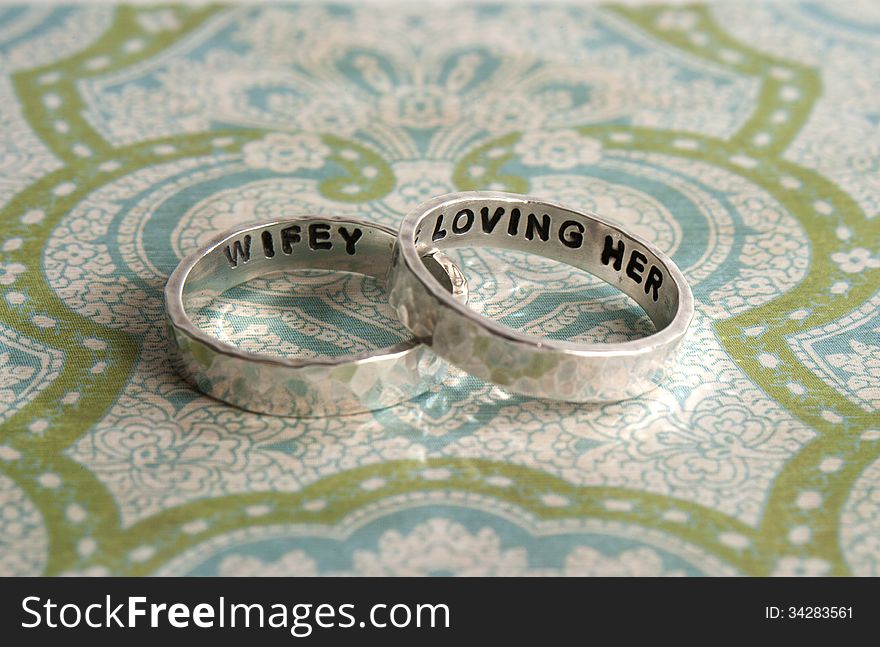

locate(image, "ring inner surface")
[[179, 219, 420, 360], [182, 219, 395, 316], [414, 200, 680, 331]]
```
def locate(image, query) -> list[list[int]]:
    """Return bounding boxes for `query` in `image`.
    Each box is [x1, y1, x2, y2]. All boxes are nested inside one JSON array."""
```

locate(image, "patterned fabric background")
[[0, 1, 878, 576]]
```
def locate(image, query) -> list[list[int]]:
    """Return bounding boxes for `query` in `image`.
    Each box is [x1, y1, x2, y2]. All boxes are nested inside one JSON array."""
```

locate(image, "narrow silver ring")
[[388, 191, 694, 403], [165, 216, 467, 417]]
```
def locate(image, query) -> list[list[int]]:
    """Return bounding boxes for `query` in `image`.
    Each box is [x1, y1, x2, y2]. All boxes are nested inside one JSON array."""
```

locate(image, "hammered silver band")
[[165, 216, 466, 417], [388, 191, 694, 403]]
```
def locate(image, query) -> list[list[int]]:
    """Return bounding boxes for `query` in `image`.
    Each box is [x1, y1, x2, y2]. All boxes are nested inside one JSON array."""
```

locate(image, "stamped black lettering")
[[261, 230, 275, 258], [645, 265, 664, 302], [308, 223, 332, 250], [452, 209, 475, 234], [524, 213, 550, 242], [432, 214, 448, 242], [280, 225, 301, 254], [339, 226, 363, 255], [626, 250, 647, 284], [601, 235, 625, 271], [507, 208, 521, 237], [480, 206, 505, 234], [558, 220, 584, 249], [223, 235, 251, 268]]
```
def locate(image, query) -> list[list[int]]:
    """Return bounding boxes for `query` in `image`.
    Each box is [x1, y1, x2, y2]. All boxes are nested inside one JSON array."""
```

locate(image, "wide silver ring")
[[165, 216, 467, 417], [388, 191, 694, 403]]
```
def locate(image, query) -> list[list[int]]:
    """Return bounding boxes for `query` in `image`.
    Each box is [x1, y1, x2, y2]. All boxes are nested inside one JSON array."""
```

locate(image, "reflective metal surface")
[[389, 192, 694, 402], [165, 217, 466, 417]]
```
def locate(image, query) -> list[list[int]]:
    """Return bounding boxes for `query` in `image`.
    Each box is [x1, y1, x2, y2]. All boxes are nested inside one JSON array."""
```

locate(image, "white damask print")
[[0, 475, 48, 576], [840, 455, 880, 576], [12, 1, 874, 577], [75, 5, 757, 150], [0, 352, 36, 405], [514, 130, 603, 170], [825, 339, 880, 409], [218, 550, 318, 577], [0, 325, 64, 424], [351, 519, 529, 576], [788, 297, 880, 412], [716, 1, 880, 216], [242, 133, 330, 174], [207, 518, 694, 576], [831, 247, 880, 274]]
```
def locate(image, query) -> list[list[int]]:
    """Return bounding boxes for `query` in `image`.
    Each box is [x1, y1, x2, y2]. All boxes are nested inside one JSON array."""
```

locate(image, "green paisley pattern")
[[0, 2, 878, 576]]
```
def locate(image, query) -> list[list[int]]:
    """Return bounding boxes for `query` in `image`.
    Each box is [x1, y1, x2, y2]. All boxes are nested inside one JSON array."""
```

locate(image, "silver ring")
[[165, 216, 467, 417], [388, 191, 694, 403]]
